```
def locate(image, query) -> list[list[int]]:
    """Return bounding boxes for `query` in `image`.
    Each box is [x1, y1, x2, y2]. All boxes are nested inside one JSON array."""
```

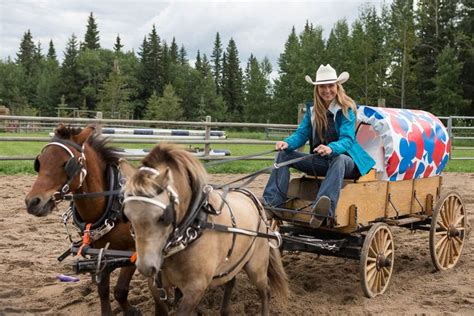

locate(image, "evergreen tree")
[[47, 40, 57, 62], [147, 25, 163, 94], [161, 41, 171, 84], [387, 0, 418, 108], [195, 50, 202, 71], [35, 55, 61, 116], [83, 12, 100, 50], [325, 19, 351, 75], [273, 26, 305, 123], [458, 0, 474, 115], [60, 34, 82, 108], [145, 84, 183, 120], [0, 59, 29, 115], [98, 59, 134, 118], [211, 32, 223, 94], [221, 38, 244, 120], [428, 47, 470, 115], [114, 34, 124, 53], [179, 45, 188, 65], [200, 54, 212, 78], [16, 30, 35, 75], [169, 37, 179, 64], [243, 55, 272, 123], [76, 48, 114, 111]]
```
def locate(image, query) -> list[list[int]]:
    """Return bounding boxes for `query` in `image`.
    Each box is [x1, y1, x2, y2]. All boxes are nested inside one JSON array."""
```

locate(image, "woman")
[[262, 64, 375, 228]]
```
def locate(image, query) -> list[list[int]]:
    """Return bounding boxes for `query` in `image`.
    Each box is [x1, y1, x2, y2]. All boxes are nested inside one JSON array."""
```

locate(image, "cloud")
[[1, 0, 388, 69]]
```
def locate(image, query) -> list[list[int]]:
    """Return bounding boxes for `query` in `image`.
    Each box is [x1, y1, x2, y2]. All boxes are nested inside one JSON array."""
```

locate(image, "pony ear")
[[73, 125, 96, 145], [157, 167, 173, 187], [119, 159, 137, 178]]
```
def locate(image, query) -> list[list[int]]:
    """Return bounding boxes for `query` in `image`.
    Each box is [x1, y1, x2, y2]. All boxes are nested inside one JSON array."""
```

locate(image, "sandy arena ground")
[[0, 173, 473, 315]]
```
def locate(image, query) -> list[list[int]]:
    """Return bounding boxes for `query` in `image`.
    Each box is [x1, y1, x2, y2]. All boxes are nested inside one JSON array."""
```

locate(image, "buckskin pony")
[[25, 124, 160, 315], [120, 143, 288, 315]]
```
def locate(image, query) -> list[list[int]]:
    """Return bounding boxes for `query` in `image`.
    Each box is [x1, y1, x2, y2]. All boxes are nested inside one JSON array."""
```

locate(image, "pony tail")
[[268, 247, 289, 305]]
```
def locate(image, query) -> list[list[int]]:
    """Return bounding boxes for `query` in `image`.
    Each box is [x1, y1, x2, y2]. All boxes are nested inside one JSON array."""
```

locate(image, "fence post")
[[204, 115, 211, 157], [448, 116, 453, 159]]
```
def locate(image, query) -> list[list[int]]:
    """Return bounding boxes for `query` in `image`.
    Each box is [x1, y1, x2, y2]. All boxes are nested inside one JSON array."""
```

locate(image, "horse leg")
[[95, 271, 113, 316], [244, 245, 271, 315], [176, 283, 207, 316], [220, 277, 236, 316], [114, 266, 140, 315], [147, 277, 168, 316]]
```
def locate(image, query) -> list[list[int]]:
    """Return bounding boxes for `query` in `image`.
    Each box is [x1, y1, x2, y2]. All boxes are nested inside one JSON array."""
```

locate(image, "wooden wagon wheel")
[[429, 191, 466, 271], [359, 223, 395, 298]]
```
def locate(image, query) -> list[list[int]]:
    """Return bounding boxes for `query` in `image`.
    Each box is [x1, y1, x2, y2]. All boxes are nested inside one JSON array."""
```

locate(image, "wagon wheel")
[[429, 191, 466, 271], [359, 223, 395, 298]]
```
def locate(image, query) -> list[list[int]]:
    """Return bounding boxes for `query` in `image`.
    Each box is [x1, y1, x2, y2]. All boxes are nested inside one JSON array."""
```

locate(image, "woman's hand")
[[314, 144, 332, 156], [275, 141, 288, 151]]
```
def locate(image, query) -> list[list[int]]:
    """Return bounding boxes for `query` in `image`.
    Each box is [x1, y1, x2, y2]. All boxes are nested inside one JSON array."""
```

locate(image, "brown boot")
[[309, 196, 330, 228]]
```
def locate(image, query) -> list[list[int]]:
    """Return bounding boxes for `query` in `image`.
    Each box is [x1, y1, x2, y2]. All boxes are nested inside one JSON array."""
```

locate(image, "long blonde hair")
[[312, 82, 356, 142]]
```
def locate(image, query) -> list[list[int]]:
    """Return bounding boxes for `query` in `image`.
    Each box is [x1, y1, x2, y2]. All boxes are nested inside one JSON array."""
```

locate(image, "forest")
[[0, 0, 472, 123]]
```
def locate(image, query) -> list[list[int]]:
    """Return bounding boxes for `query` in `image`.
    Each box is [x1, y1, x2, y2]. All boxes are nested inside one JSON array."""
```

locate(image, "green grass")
[[0, 131, 473, 174]]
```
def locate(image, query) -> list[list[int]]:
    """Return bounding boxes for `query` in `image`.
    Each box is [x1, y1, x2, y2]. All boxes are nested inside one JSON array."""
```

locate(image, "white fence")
[[0, 114, 473, 161]]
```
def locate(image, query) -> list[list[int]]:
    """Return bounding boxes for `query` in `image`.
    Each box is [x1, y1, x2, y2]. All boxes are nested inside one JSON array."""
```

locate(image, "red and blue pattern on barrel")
[[357, 106, 450, 181]]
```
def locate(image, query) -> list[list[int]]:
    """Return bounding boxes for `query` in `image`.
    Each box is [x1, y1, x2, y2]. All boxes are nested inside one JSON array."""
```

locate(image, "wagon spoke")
[[435, 235, 447, 250], [435, 230, 447, 236], [385, 249, 393, 257], [454, 214, 465, 227], [453, 236, 463, 246], [377, 271, 383, 292], [451, 239, 460, 257], [440, 208, 450, 228], [367, 267, 377, 287], [383, 239, 392, 254], [367, 257, 377, 263], [371, 271, 380, 293], [439, 238, 449, 267], [436, 217, 448, 231], [369, 245, 378, 257], [367, 262, 377, 272], [448, 197, 455, 223], [382, 266, 390, 278]]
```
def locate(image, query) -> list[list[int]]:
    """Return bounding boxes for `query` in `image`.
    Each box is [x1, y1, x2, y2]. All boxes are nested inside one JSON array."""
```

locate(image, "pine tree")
[[170, 37, 179, 64], [97, 59, 134, 118], [211, 32, 223, 94], [273, 26, 304, 123], [83, 12, 100, 50], [161, 41, 170, 84], [428, 47, 470, 115], [195, 50, 202, 71], [458, 0, 474, 115], [16, 30, 35, 75], [179, 45, 188, 65], [243, 55, 272, 123], [387, 0, 418, 108], [221, 38, 244, 120], [61, 34, 82, 108], [47, 40, 57, 62], [200, 54, 212, 78], [325, 19, 351, 75], [114, 34, 124, 53], [145, 84, 183, 120]]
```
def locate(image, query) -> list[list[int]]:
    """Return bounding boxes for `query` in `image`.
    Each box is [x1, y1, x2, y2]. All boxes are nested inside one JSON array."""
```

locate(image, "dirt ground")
[[0, 173, 473, 315]]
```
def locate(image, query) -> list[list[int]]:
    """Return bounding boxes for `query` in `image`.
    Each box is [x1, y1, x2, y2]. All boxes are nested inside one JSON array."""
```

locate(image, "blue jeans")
[[262, 150, 359, 216]]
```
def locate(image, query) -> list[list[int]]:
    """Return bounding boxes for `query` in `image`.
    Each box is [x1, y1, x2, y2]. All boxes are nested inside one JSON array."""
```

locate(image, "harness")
[[123, 166, 282, 276], [35, 138, 125, 256]]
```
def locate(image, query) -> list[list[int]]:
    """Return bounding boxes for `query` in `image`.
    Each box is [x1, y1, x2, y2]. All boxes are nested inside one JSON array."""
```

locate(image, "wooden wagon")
[[267, 106, 468, 297]]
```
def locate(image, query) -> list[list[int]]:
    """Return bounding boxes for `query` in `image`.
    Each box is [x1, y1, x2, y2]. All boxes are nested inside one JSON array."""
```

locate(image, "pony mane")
[[126, 143, 207, 197], [54, 124, 120, 166]]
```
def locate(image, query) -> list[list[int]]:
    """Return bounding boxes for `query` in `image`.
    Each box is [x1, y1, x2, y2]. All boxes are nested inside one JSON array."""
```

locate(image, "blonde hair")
[[312, 82, 356, 142]]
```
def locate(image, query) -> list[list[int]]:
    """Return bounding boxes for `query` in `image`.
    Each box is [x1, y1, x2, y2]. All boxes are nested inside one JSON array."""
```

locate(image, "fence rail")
[[0, 114, 473, 162]]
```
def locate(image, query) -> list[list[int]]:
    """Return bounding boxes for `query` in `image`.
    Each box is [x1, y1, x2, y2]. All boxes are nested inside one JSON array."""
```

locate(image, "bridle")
[[123, 167, 180, 229], [34, 138, 88, 201]]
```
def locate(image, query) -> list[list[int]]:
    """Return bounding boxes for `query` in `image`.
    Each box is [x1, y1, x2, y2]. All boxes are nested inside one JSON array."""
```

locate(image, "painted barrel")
[[356, 106, 450, 181]]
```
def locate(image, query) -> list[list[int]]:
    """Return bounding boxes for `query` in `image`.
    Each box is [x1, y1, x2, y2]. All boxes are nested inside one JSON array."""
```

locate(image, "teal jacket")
[[284, 102, 375, 175]]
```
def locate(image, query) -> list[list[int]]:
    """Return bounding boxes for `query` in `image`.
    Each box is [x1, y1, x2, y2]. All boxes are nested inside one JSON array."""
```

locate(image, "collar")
[[327, 100, 341, 118]]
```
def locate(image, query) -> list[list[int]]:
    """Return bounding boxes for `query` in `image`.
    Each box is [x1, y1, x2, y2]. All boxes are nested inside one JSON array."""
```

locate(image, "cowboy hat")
[[305, 64, 349, 85]]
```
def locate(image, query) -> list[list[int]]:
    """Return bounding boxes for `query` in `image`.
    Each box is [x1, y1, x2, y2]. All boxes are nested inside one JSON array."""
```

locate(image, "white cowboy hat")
[[305, 64, 349, 85]]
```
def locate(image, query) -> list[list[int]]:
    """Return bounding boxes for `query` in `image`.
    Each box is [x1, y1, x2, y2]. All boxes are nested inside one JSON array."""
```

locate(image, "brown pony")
[[25, 124, 160, 315], [120, 143, 288, 315]]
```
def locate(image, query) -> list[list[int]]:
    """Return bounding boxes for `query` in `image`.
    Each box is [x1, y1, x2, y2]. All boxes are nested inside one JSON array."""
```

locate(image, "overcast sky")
[[1, 0, 389, 72]]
